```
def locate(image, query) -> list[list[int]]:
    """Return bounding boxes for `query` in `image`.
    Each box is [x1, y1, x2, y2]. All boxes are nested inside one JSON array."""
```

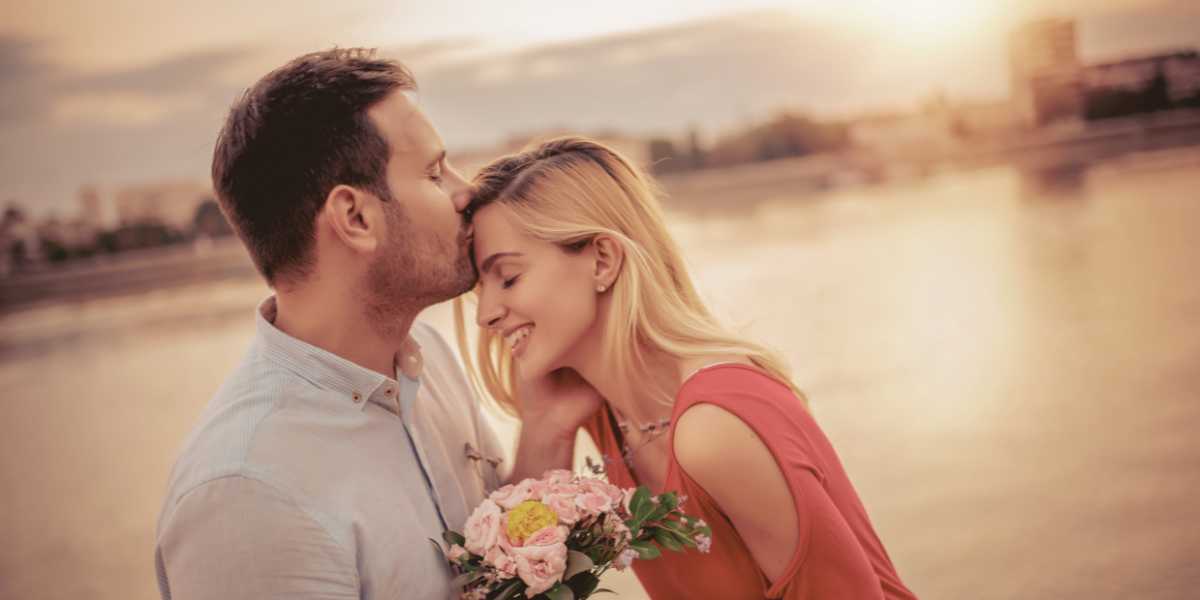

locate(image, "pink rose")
[[524, 524, 569, 547], [526, 478, 550, 501], [613, 547, 639, 571], [485, 544, 518, 579], [605, 482, 625, 505], [462, 499, 503, 555], [490, 479, 535, 509], [695, 534, 712, 554], [579, 478, 611, 496], [541, 492, 582, 525], [447, 544, 467, 562], [510, 541, 568, 597], [606, 518, 631, 544], [575, 491, 613, 516]]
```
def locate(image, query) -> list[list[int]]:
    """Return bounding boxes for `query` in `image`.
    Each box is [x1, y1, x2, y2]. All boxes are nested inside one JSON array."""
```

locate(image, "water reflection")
[[1, 152, 1198, 599]]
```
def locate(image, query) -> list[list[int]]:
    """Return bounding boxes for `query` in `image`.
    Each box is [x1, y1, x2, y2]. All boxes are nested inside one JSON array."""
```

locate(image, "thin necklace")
[[615, 414, 673, 470], [587, 362, 745, 476], [616, 361, 743, 466]]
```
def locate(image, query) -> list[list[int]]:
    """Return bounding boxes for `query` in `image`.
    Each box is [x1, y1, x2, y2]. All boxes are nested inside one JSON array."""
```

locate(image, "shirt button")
[[352, 391, 363, 403], [384, 387, 394, 396]]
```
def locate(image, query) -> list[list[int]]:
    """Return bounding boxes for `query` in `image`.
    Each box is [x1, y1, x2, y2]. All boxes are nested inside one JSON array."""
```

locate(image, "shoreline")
[[4, 126, 1199, 317]]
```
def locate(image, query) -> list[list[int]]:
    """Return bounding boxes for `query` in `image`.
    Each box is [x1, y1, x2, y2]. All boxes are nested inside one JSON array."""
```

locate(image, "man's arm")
[[156, 476, 358, 599]]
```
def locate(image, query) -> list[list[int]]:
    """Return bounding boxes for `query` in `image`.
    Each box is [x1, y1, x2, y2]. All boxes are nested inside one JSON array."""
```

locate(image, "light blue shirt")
[[155, 297, 504, 599]]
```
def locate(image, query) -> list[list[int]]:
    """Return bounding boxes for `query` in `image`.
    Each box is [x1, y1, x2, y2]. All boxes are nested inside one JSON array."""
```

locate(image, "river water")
[[2, 150, 1198, 599]]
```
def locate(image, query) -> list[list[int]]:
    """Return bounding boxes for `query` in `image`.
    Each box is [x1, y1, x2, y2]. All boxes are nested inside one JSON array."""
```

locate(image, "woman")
[[457, 136, 917, 599]]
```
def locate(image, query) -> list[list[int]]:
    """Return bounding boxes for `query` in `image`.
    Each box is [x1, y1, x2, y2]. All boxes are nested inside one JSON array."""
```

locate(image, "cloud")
[[0, 37, 251, 128], [3, 4, 1198, 215], [0, 35, 59, 123], [415, 10, 957, 147], [59, 46, 248, 96]]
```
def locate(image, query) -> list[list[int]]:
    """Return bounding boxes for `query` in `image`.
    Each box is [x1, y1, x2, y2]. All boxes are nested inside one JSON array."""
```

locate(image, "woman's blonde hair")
[[454, 136, 806, 423]]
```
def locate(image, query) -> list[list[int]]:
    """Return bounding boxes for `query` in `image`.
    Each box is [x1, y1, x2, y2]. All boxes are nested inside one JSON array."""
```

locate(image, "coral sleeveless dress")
[[583, 364, 917, 599]]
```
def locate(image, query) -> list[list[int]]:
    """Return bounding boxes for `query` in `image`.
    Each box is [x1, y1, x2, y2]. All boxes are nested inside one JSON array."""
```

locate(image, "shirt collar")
[[254, 296, 422, 413]]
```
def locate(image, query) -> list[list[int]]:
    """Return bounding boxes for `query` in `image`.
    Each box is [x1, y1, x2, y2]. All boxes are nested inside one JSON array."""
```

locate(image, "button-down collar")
[[255, 296, 423, 414]]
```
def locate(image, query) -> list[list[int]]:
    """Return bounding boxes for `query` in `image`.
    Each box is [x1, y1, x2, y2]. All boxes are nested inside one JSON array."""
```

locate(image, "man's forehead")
[[368, 89, 440, 155]]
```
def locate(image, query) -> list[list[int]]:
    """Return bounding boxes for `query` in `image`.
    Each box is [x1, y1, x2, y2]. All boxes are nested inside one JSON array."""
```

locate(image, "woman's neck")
[[570, 342, 683, 426]]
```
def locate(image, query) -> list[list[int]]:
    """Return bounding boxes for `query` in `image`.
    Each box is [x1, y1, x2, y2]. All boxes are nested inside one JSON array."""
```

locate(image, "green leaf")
[[487, 578, 523, 600], [644, 503, 671, 524], [451, 571, 484, 589], [657, 491, 679, 510], [633, 487, 654, 515], [669, 528, 698, 548], [653, 528, 684, 552], [443, 530, 466, 548], [624, 517, 643, 537], [566, 571, 600, 597], [629, 540, 661, 560], [657, 519, 694, 539], [545, 583, 576, 600], [564, 550, 595, 581]]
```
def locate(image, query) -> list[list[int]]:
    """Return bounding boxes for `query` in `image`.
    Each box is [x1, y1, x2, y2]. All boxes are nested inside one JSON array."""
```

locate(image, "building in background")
[[1082, 50, 1200, 119], [1010, 18, 1200, 127], [1009, 18, 1084, 127], [451, 130, 652, 180], [1, 205, 40, 276], [113, 181, 213, 233], [77, 186, 119, 231]]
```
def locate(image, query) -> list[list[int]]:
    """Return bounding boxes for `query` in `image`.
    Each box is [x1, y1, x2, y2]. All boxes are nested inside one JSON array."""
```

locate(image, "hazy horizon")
[[2, 0, 1199, 217]]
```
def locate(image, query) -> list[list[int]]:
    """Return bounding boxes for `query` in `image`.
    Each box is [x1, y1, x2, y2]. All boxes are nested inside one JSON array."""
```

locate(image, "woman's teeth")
[[506, 326, 533, 353]]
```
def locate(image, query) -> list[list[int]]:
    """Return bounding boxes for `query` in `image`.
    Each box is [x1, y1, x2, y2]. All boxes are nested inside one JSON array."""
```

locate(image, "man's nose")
[[448, 168, 474, 213]]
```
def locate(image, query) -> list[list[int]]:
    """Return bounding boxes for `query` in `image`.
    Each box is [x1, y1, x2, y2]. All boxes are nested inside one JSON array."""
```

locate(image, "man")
[[154, 48, 589, 599]]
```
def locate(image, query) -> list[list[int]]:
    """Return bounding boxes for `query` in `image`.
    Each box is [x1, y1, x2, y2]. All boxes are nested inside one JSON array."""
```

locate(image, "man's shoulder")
[[410, 320, 471, 389], [410, 319, 455, 361], [161, 354, 310, 510]]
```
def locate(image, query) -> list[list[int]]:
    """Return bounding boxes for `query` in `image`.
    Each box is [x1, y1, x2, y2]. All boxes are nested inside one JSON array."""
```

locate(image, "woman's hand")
[[517, 367, 603, 441], [505, 368, 603, 483]]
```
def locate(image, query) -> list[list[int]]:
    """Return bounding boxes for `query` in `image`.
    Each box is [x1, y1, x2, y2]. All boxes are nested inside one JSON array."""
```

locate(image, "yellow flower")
[[506, 500, 558, 544]]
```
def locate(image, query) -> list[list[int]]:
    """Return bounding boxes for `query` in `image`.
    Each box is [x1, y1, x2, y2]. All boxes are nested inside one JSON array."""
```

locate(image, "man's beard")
[[362, 216, 477, 337]]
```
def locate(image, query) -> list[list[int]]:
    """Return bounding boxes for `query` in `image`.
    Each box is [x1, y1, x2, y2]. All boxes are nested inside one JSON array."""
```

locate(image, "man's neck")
[[272, 288, 416, 379]]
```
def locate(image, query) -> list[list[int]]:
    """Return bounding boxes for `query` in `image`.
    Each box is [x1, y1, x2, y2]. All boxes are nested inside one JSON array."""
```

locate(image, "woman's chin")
[[515, 352, 565, 381], [515, 355, 546, 380]]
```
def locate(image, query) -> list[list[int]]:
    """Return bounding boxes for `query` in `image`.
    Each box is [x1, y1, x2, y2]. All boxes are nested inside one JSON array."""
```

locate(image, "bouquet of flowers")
[[435, 469, 712, 600]]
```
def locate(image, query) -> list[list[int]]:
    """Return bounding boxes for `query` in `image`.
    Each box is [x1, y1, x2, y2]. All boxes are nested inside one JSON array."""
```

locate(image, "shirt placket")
[[395, 377, 451, 533]]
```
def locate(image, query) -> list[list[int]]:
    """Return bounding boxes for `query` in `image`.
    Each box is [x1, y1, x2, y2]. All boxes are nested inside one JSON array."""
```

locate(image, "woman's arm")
[[674, 403, 802, 583], [505, 367, 603, 484]]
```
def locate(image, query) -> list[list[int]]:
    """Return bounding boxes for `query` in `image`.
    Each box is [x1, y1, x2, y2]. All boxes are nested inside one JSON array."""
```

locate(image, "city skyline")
[[2, 0, 1199, 216]]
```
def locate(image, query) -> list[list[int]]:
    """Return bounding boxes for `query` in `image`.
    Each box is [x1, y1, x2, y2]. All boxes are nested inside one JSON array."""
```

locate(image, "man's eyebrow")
[[479, 252, 522, 274], [426, 149, 446, 170]]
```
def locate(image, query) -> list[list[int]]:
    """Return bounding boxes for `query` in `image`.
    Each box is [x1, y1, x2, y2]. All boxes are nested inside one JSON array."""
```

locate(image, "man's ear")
[[322, 184, 381, 254], [592, 234, 625, 289]]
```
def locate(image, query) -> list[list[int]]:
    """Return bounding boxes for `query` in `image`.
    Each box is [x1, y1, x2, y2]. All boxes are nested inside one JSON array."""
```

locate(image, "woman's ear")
[[591, 234, 624, 290], [322, 184, 381, 254]]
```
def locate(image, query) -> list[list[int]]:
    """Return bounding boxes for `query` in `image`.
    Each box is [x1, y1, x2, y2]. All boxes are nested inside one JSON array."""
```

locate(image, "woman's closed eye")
[[502, 275, 520, 289]]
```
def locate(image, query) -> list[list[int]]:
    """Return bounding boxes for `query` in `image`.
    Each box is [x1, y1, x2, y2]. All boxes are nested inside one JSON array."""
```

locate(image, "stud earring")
[[596, 284, 607, 293]]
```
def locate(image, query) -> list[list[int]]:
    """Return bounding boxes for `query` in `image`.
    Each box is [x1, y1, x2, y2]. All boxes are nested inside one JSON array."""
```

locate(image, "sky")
[[2, 0, 1199, 216]]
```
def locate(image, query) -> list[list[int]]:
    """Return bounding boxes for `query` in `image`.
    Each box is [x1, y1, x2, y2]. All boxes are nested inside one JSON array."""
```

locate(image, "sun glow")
[[791, 0, 1000, 42]]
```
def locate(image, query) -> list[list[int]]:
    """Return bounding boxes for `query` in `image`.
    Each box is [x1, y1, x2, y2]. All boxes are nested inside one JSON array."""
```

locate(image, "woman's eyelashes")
[[501, 275, 520, 289]]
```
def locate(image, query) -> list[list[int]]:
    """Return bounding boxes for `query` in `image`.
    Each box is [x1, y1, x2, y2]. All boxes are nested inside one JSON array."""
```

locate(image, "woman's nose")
[[475, 294, 505, 330]]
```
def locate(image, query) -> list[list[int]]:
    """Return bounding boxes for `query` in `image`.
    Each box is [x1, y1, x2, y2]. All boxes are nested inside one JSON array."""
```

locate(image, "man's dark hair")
[[212, 48, 416, 284]]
